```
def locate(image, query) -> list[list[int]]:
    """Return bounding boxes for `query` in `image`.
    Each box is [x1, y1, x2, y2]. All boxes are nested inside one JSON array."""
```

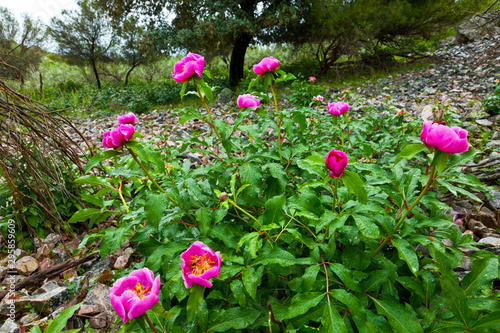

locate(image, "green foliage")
[[50, 65, 499, 332], [482, 81, 500, 115]]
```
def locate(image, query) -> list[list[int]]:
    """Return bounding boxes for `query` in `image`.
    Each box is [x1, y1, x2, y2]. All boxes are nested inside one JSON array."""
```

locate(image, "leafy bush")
[[69, 66, 497, 332], [482, 83, 500, 115]]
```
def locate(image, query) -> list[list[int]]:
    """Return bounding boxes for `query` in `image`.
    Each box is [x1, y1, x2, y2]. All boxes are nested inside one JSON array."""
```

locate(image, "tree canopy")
[[94, 0, 310, 86]]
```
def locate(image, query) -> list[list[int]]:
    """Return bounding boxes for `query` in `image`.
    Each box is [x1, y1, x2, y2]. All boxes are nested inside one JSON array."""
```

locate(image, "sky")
[[1, 0, 78, 24]]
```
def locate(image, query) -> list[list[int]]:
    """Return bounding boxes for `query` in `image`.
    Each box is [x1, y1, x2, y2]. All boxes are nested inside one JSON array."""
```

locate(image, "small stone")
[[19, 312, 40, 326], [470, 207, 498, 229], [88, 312, 108, 329], [475, 119, 493, 126], [0, 320, 19, 333], [38, 258, 54, 272], [478, 237, 500, 246], [15, 257, 38, 276], [78, 304, 100, 316]]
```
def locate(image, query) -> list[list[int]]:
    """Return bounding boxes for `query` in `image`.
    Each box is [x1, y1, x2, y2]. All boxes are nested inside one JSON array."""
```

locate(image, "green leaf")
[[264, 163, 287, 189], [341, 170, 368, 204], [100, 227, 127, 259], [471, 311, 500, 332], [242, 266, 264, 299], [187, 284, 205, 322], [431, 150, 450, 175], [372, 297, 423, 333], [462, 257, 498, 296], [84, 150, 122, 173], [67, 208, 101, 224], [330, 289, 366, 321], [145, 194, 168, 230], [353, 214, 380, 238], [262, 194, 286, 225], [283, 292, 324, 320], [195, 207, 212, 235], [391, 239, 419, 276], [74, 175, 112, 188], [230, 279, 247, 307], [207, 307, 260, 332], [436, 179, 483, 203], [395, 143, 428, 164], [440, 274, 470, 329], [44, 302, 82, 333], [329, 263, 362, 292], [321, 303, 348, 333]]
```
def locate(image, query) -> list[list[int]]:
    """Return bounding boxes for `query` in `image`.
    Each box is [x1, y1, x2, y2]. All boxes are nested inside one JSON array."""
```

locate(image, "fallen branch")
[[0, 252, 98, 301]]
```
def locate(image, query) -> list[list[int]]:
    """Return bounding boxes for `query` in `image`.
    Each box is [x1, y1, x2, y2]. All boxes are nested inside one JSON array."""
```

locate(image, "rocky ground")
[[1, 24, 500, 333]]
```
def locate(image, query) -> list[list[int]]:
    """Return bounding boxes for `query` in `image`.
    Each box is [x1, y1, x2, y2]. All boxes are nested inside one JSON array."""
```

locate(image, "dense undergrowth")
[[19, 55, 498, 332]]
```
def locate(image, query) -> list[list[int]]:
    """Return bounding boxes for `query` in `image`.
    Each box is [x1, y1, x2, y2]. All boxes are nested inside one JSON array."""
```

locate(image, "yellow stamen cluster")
[[129, 281, 150, 299], [190, 253, 215, 276]]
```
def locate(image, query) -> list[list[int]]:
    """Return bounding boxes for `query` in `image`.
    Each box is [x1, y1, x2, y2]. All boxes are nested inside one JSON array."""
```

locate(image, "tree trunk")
[[124, 63, 138, 86], [90, 59, 101, 90], [229, 33, 252, 87]]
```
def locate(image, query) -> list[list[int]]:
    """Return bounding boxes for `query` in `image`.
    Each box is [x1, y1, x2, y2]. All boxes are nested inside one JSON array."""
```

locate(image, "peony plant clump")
[[70, 52, 499, 332]]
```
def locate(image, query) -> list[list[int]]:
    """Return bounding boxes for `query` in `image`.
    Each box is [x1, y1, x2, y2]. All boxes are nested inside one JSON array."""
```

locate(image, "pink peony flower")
[[237, 94, 261, 108], [103, 124, 135, 149], [313, 95, 324, 102], [325, 149, 348, 178], [420, 121, 468, 154], [118, 112, 137, 125], [102, 131, 117, 149], [327, 102, 349, 116], [309, 76, 316, 82], [172, 52, 205, 83], [253, 57, 280, 76], [109, 268, 160, 323], [180, 241, 221, 288]]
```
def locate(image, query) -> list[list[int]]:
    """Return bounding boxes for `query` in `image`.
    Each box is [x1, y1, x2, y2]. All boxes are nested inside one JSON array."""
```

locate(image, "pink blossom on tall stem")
[[325, 149, 348, 178], [253, 57, 280, 76], [237, 94, 261, 108], [118, 112, 137, 125], [327, 102, 349, 116], [109, 268, 160, 323], [172, 52, 204, 83], [309, 76, 316, 82], [180, 241, 221, 288], [102, 124, 135, 149], [420, 121, 468, 154]]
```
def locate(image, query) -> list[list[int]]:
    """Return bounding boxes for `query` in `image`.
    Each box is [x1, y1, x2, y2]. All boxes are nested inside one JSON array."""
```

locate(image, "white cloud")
[[2, 0, 78, 24]]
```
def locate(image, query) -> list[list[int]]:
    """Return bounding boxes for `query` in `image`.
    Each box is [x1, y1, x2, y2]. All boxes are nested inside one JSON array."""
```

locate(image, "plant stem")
[[370, 165, 436, 258], [192, 79, 224, 149], [144, 312, 160, 333], [269, 78, 282, 152], [117, 182, 129, 213], [226, 198, 272, 241], [126, 147, 180, 206]]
